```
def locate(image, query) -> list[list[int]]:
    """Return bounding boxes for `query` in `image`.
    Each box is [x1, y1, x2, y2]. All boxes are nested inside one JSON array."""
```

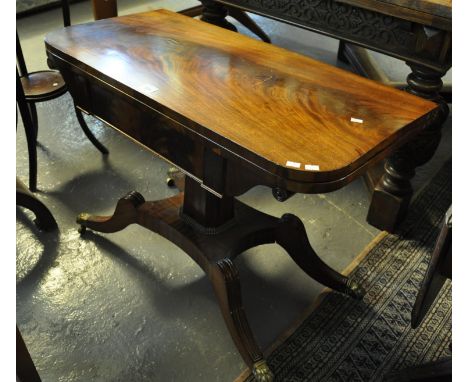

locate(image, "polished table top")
[[45, 9, 437, 188]]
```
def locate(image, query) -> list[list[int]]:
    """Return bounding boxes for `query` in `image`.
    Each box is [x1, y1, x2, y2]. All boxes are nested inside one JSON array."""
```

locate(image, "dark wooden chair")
[[17, 0, 108, 172], [384, 206, 452, 382], [17, 67, 57, 229]]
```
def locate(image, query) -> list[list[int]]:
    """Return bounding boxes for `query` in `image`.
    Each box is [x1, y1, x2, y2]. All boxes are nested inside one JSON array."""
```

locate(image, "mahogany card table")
[[45, 10, 438, 381]]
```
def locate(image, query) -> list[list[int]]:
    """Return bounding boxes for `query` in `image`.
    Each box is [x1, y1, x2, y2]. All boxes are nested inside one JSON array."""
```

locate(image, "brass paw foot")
[[343, 279, 365, 300], [76, 212, 91, 225], [252, 360, 274, 382]]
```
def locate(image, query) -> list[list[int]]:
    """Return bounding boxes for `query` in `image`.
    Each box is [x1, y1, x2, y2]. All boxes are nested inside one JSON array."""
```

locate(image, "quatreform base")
[[77, 185, 364, 381]]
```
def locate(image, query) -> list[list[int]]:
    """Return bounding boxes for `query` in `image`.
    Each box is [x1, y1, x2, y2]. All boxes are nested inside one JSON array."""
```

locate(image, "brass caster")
[[252, 359, 274, 382], [166, 177, 175, 187], [344, 279, 365, 300], [166, 167, 180, 188]]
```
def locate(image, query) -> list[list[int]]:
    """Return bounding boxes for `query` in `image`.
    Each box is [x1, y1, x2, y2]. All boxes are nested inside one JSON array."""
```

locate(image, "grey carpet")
[[244, 160, 452, 382]]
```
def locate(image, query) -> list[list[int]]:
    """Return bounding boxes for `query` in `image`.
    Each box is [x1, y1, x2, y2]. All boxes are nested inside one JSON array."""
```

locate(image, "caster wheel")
[[166, 177, 175, 187]]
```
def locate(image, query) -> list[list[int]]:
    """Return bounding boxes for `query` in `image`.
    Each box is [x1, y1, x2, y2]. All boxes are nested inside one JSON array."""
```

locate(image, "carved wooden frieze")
[[213, 0, 451, 69]]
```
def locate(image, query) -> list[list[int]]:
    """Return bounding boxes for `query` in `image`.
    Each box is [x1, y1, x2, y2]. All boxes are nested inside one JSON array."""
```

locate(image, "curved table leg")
[[275, 213, 365, 299], [17, 178, 57, 231], [74, 106, 109, 155], [210, 259, 273, 382], [76, 190, 364, 380], [77, 191, 144, 234], [17, 70, 37, 192]]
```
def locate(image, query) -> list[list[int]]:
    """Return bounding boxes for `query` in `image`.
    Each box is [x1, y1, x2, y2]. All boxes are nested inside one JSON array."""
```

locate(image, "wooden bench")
[[45, 10, 438, 381]]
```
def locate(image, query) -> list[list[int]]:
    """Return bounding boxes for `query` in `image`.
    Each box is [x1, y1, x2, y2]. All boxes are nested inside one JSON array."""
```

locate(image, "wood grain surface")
[[45, 10, 437, 185]]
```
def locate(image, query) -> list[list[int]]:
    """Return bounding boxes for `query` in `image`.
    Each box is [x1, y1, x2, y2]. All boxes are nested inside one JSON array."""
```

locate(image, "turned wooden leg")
[[275, 214, 365, 299], [210, 259, 273, 382], [77, 191, 145, 234], [367, 64, 449, 232], [74, 106, 109, 155], [200, 0, 237, 31]]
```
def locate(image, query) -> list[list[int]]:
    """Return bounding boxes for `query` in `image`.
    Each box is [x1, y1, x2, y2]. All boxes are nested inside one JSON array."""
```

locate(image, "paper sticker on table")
[[140, 84, 159, 94], [350, 117, 363, 123], [305, 164, 320, 171], [286, 161, 301, 168]]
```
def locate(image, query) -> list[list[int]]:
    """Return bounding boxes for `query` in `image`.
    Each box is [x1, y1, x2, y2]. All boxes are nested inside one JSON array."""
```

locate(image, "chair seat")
[[21, 70, 67, 101]]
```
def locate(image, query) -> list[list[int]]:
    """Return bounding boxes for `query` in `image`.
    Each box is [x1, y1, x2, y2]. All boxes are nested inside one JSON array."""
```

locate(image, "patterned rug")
[[239, 160, 452, 382]]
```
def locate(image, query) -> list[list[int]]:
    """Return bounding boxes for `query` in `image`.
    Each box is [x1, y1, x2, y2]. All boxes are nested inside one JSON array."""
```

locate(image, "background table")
[[199, 0, 451, 232]]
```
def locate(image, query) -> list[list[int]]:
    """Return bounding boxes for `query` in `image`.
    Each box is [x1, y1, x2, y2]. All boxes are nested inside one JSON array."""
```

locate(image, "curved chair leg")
[[210, 259, 274, 382], [275, 214, 365, 299], [77, 191, 145, 234], [17, 178, 57, 231], [74, 107, 109, 155], [28, 102, 39, 140], [17, 72, 37, 192], [23, 109, 38, 192]]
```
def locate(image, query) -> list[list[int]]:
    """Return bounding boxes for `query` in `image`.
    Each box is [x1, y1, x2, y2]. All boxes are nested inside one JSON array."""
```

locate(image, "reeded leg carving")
[[74, 106, 109, 155], [210, 259, 274, 382], [367, 64, 449, 232], [77, 191, 145, 234], [275, 214, 365, 299], [200, 0, 237, 31]]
